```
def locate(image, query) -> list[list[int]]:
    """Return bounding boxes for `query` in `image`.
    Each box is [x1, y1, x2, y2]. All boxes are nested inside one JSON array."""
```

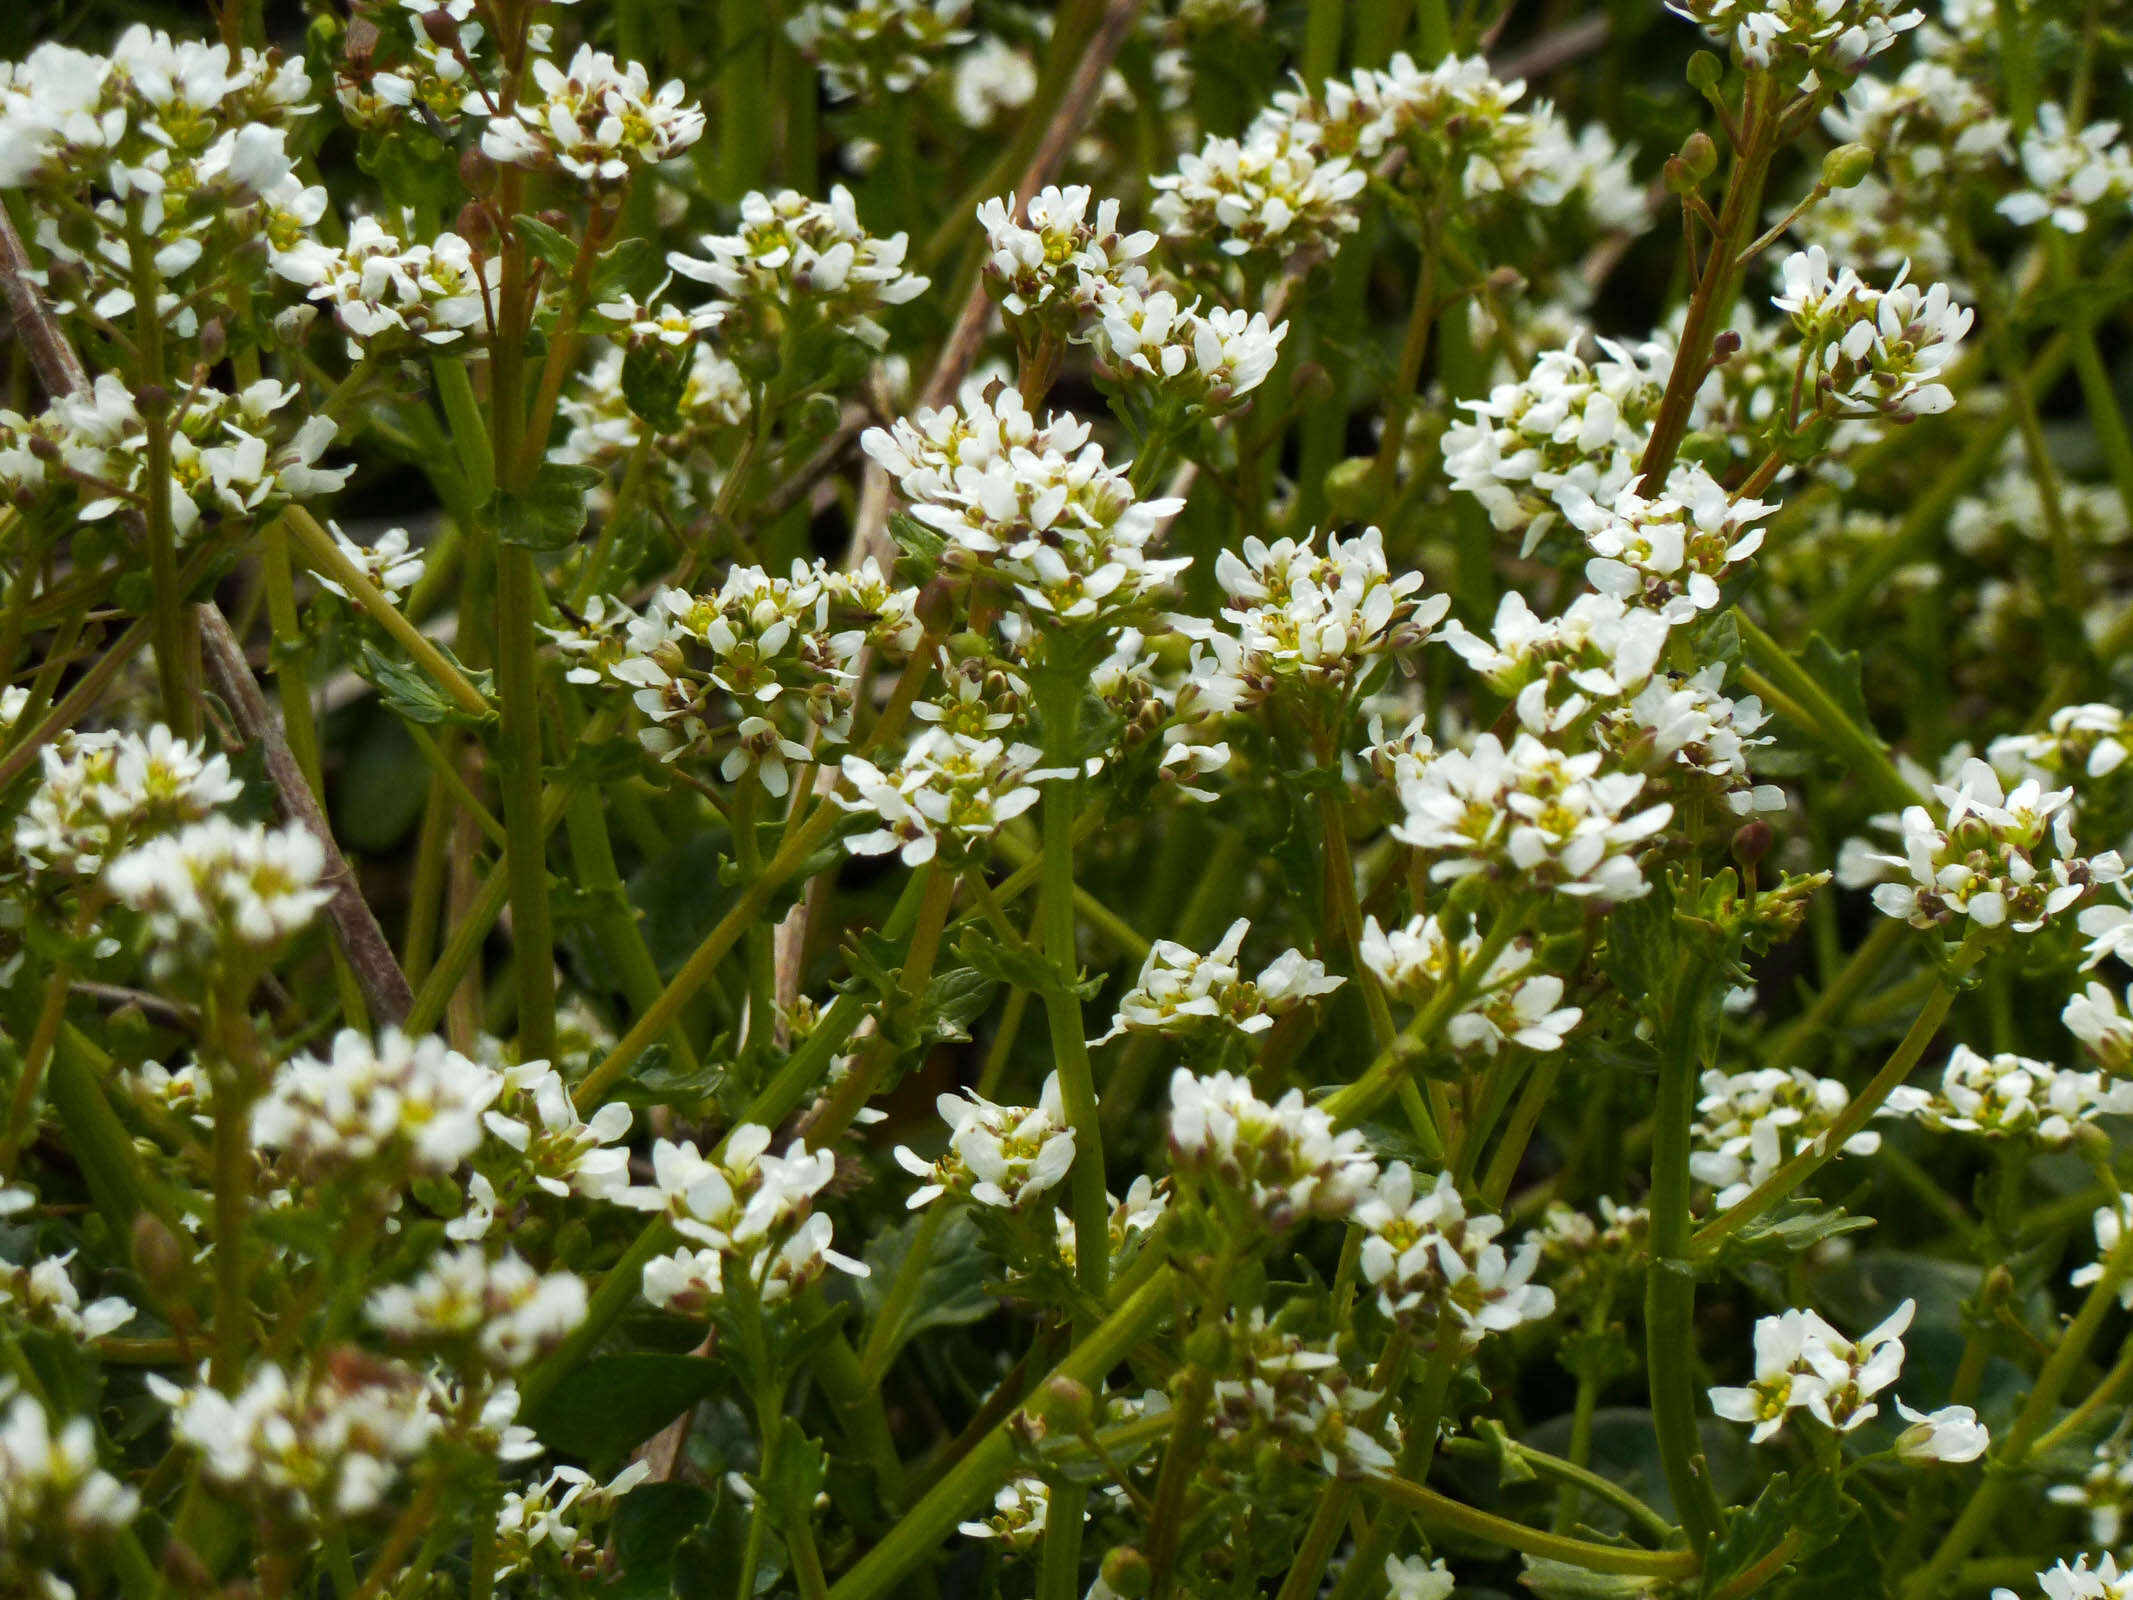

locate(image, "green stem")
[[128, 211, 195, 740], [1353, 1473, 1699, 1577], [860, 1205, 947, 1382], [1645, 950, 1724, 1555], [1035, 676, 1111, 1310], [495, 542, 556, 1064], [281, 506, 491, 719]]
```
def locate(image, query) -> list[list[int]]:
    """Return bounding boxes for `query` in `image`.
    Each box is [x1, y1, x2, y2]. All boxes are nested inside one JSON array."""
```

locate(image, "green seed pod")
[[1686, 51, 1723, 93], [1101, 1548, 1152, 1597]]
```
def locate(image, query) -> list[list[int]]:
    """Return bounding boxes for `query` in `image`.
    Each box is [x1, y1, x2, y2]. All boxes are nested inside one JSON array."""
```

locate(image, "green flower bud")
[[1687, 51, 1723, 93], [1820, 142, 1876, 191]]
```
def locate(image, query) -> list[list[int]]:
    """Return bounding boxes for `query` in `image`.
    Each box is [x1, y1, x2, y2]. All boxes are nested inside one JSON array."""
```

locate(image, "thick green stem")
[[496, 545, 556, 1064], [1645, 951, 1724, 1555], [1353, 1472, 1700, 1578], [1036, 677, 1110, 1307]]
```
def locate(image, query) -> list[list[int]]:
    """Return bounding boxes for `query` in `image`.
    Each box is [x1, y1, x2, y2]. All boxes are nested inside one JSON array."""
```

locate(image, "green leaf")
[[919, 966, 999, 1045], [1600, 877, 1676, 1020], [761, 1417, 827, 1534], [355, 641, 452, 726], [592, 235, 659, 303], [603, 1045, 728, 1111], [332, 712, 428, 853], [523, 1354, 728, 1474], [1800, 633, 1880, 749], [494, 461, 606, 550], [1709, 1199, 1875, 1269], [1697, 609, 1742, 673], [1700, 1470, 1849, 1598], [950, 928, 1100, 1001], [612, 1483, 713, 1600], [511, 213, 580, 277], [857, 1209, 996, 1370]]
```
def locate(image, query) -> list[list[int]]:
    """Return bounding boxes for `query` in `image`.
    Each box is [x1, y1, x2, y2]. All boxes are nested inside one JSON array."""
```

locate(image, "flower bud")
[[1711, 329, 1743, 363], [1686, 51, 1723, 92], [343, 16, 380, 67], [455, 202, 498, 251], [914, 577, 956, 634], [1732, 818, 1773, 867], [420, 7, 459, 45], [1101, 1548, 1152, 1597], [1031, 1375, 1094, 1435], [1820, 142, 1875, 191], [196, 317, 227, 367], [1679, 130, 1718, 184], [458, 146, 497, 198], [131, 1211, 189, 1304], [134, 384, 170, 418]]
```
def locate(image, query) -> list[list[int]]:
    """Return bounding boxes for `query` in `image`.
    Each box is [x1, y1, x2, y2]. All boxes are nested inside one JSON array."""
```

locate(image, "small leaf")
[[523, 1354, 728, 1473], [592, 235, 659, 303], [857, 1210, 996, 1369], [611, 1483, 713, 1600], [950, 929, 1100, 1000], [761, 1417, 827, 1534], [919, 967, 999, 1045], [494, 461, 606, 551], [512, 214, 580, 277], [355, 641, 452, 725], [1801, 633, 1880, 749]]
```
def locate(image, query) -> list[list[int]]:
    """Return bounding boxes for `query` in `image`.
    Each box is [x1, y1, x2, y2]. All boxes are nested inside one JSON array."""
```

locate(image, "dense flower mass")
[[0, 1, 2125, 1596]]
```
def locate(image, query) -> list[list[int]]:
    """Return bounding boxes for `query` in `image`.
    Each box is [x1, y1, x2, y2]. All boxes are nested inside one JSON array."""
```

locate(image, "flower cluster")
[[1711, 1300, 1984, 1456], [1692, 1066, 1880, 1210], [1093, 919, 1342, 1045], [482, 45, 705, 188], [1167, 1069, 1378, 1229], [1885, 1043, 2133, 1145], [1854, 758, 2124, 935], [1356, 1164, 1556, 1343], [896, 1075, 1076, 1211], [623, 1129, 868, 1311]]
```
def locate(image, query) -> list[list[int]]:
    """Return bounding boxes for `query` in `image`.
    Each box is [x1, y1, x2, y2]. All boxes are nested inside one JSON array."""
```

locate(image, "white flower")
[[1394, 731, 1670, 900], [622, 1129, 867, 1307], [1693, 1066, 1880, 1209], [787, 0, 975, 100], [1386, 1554, 1456, 1600], [0, 1251, 134, 1343], [977, 185, 1154, 324], [481, 45, 704, 187], [1668, 0, 1922, 72], [484, 1064, 635, 1202], [2070, 1198, 2133, 1309], [366, 1247, 587, 1371], [1167, 1069, 1378, 1229], [1715, 1304, 1912, 1443], [1771, 247, 1973, 420], [1998, 104, 2133, 234], [0, 1390, 141, 1546], [316, 524, 425, 602], [1361, 915, 1582, 1056], [894, 1074, 1076, 1211], [105, 816, 332, 967], [1561, 464, 1771, 622], [1152, 116, 1367, 261], [669, 185, 928, 350], [957, 1477, 1051, 1548], [835, 731, 1047, 867], [1882, 1043, 2131, 1146], [252, 1028, 503, 1180], [1894, 1401, 1989, 1464], [1094, 919, 1342, 1045], [1356, 1163, 1555, 1341], [1867, 759, 2119, 935], [11, 724, 243, 879], [1991, 1554, 2133, 1600]]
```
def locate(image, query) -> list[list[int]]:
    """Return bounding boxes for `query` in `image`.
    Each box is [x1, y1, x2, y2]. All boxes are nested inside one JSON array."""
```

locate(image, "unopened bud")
[[131, 1212, 188, 1303], [1664, 157, 1697, 196], [1731, 818, 1773, 867], [197, 317, 227, 367], [798, 390, 843, 439], [1680, 129, 1718, 184], [458, 146, 496, 198], [1032, 1376, 1094, 1434], [1686, 51, 1723, 93], [344, 17, 379, 66], [26, 434, 59, 462], [914, 577, 956, 634], [1820, 142, 1875, 191], [455, 202, 497, 250], [1711, 329, 1743, 363], [1101, 1548, 1152, 1598], [134, 383, 170, 417], [420, 7, 459, 45]]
